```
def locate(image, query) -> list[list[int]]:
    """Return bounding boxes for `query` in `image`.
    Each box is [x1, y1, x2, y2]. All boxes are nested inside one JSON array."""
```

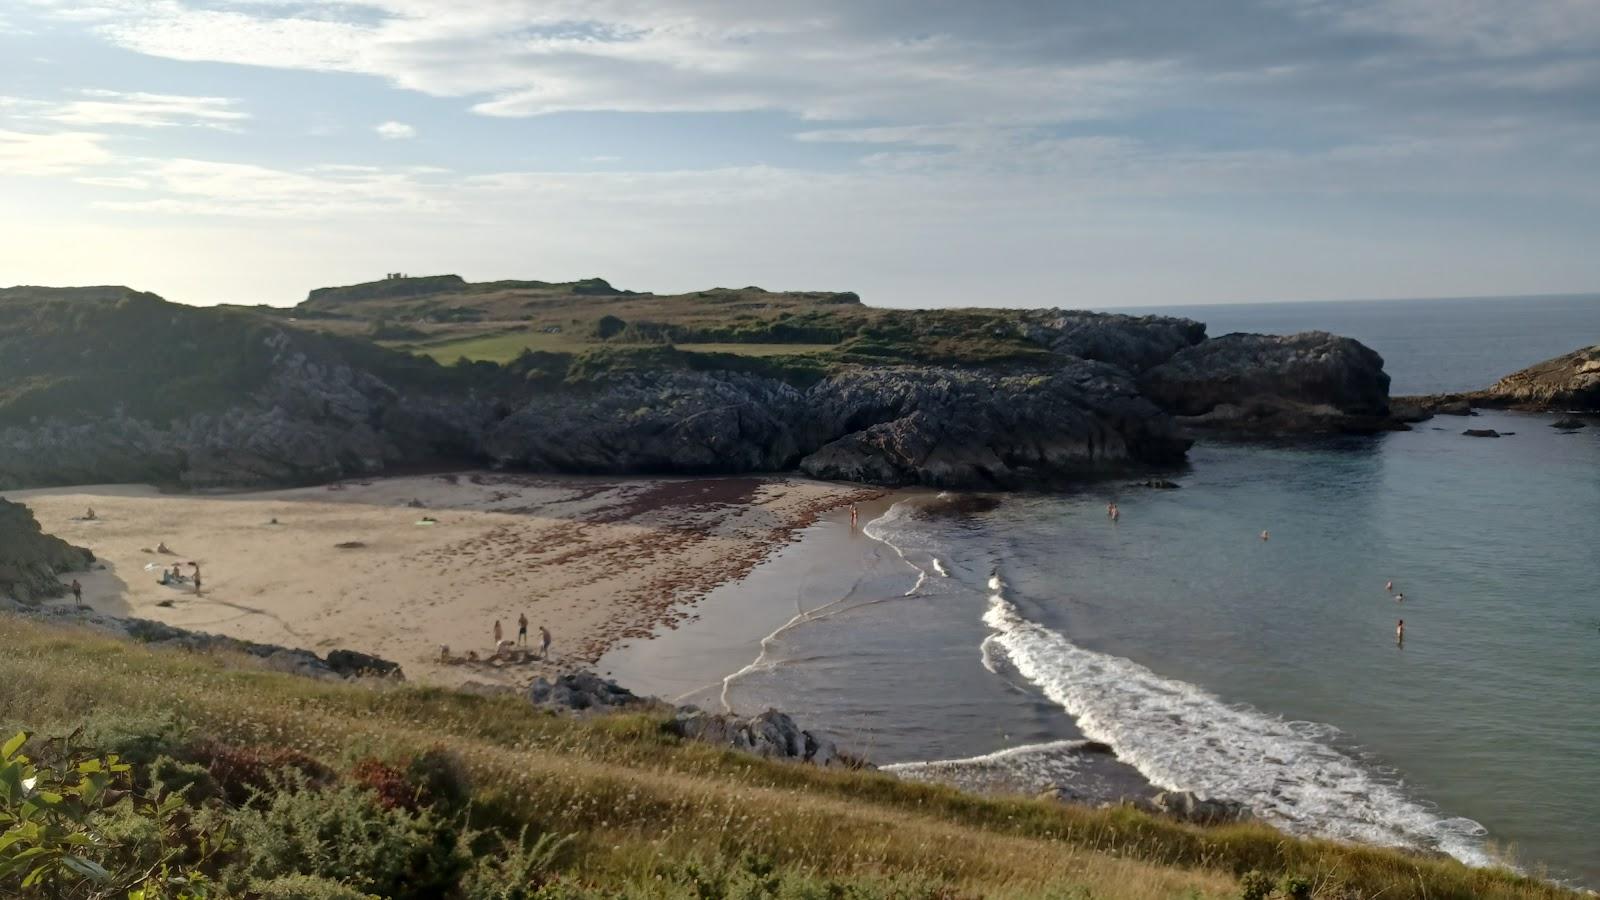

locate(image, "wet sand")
[[8, 473, 879, 687]]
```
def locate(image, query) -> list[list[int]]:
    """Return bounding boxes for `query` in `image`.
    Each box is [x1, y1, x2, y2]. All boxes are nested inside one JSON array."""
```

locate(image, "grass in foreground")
[[0, 615, 1579, 900]]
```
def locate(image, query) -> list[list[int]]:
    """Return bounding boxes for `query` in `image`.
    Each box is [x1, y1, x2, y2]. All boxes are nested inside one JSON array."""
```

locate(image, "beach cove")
[[7, 473, 878, 687]]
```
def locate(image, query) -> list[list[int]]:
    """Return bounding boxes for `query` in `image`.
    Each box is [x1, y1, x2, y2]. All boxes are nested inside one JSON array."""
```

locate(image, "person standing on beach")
[[192, 564, 202, 595], [517, 613, 529, 646], [539, 625, 552, 659], [70, 579, 82, 607], [493, 619, 503, 645]]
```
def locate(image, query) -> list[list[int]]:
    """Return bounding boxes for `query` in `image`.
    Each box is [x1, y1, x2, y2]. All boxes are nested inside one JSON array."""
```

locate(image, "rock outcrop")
[[1140, 332, 1392, 433], [797, 363, 1190, 487], [668, 707, 844, 767], [527, 671, 852, 767], [0, 285, 1405, 491], [1476, 344, 1600, 410], [1, 599, 403, 681], [0, 499, 94, 603]]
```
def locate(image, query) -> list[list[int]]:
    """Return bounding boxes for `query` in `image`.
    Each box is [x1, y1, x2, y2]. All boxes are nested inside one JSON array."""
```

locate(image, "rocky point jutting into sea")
[[0, 278, 1403, 491]]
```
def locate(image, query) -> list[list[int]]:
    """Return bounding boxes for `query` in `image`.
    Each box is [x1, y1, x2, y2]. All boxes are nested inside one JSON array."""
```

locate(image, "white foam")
[[982, 587, 1494, 867], [932, 558, 949, 577]]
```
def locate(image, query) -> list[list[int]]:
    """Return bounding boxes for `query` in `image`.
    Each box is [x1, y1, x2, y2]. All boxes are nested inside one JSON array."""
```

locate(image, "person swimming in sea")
[[1260, 530, 1270, 541], [1385, 580, 1394, 592], [1107, 502, 1120, 522], [1394, 592, 1404, 603], [1396, 619, 1405, 645]]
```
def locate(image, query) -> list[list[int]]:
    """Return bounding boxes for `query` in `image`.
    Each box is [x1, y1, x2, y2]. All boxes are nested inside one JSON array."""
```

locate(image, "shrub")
[[222, 769, 470, 900], [0, 731, 229, 899], [186, 740, 335, 806], [593, 315, 627, 340], [407, 746, 473, 813], [1280, 874, 1313, 900], [460, 827, 574, 900], [1239, 870, 1273, 900], [254, 873, 381, 900], [350, 757, 418, 812]]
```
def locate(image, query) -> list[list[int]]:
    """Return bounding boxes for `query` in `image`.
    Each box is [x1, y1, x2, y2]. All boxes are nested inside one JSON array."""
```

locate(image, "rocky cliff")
[[0, 499, 94, 604], [0, 286, 1401, 491], [1476, 344, 1600, 410]]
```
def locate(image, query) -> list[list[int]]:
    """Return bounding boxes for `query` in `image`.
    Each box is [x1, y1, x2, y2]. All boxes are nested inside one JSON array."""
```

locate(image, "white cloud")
[[375, 120, 416, 140], [0, 128, 114, 176], [39, 89, 249, 129]]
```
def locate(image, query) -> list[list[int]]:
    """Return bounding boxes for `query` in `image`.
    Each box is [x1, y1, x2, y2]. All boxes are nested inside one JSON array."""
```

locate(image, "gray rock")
[[1141, 331, 1392, 433], [1148, 790, 1252, 825], [1477, 344, 1600, 411], [667, 707, 844, 766], [0, 500, 94, 604], [326, 648, 404, 679], [1551, 416, 1587, 429], [1463, 428, 1502, 438], [528, 672, 646, 711]]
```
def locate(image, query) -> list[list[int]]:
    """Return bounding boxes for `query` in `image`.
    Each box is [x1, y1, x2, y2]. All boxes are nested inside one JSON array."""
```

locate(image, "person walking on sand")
[[191, 563, 202, 595], [517, 613, 529, 646], [1396, 619, 1405, 646], [70, 579, 82, 608], [539, 625, 552, 660], [493, 619, 503, 645]]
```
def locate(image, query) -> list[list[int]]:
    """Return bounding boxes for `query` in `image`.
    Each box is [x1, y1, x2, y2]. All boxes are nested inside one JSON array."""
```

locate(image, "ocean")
[[600, 294, 1600, 887]]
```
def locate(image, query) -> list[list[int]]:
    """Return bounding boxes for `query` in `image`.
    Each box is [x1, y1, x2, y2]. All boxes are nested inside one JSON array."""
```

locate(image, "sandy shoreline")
[[7, 473, 880, 687]]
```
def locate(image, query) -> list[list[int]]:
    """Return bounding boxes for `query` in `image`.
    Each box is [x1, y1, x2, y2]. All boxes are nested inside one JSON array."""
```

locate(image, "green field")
[[403, 330, 840, 365]]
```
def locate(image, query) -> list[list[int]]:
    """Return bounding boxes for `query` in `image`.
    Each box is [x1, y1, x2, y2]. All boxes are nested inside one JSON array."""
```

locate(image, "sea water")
[[604, 294, 1600, 886]]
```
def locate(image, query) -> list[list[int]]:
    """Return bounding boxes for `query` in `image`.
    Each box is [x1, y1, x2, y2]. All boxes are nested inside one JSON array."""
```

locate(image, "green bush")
[[1280, 874, 1313, 900], [1238, 869, 1273, 900], [0, 731, 228, 899], [221, 769, 469, 899], [254, 873, 381, 899], [461, 827, 573, 900]]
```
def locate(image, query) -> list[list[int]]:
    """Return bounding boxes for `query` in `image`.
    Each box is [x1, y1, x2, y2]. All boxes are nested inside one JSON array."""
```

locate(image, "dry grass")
[[0, 615, 1581, 900]]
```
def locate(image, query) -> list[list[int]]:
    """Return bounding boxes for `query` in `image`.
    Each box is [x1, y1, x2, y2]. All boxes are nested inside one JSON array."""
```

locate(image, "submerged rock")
[[1463, 429, 1502, 438], [1551, 416, 1587, 430]]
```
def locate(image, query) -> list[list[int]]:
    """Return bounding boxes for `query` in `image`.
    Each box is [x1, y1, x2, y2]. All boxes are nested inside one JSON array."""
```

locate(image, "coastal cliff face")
[[1140, 332, 1393, 432], [0, 285, 1399, 490], [0, 499, 94, 604]]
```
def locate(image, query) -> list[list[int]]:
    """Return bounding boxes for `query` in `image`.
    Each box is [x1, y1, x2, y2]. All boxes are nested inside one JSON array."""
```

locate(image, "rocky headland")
[[1398, 343, 1600, 417], [0, 282, 1405, 491]]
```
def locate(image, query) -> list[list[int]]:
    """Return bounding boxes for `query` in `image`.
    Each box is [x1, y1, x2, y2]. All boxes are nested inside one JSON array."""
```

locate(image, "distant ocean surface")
[[604, 294, 1600, 887]]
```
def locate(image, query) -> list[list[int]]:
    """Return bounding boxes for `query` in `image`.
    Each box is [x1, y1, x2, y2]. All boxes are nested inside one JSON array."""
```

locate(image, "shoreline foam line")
[[715, 503, 922, 713], [980, 573, 1494, 868]]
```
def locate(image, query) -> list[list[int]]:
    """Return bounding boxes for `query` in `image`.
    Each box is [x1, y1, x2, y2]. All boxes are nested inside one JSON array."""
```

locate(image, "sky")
[[1, 1, 1598, 309]]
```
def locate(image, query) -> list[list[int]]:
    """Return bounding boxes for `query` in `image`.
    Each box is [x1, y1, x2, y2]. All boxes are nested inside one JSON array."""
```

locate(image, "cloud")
[[375, 120, 416, 139], [0, 128, 114, 176], [37, 89, 249, 129]]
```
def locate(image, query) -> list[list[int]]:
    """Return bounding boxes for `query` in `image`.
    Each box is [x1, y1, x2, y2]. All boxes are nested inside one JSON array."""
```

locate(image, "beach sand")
[[7, 473, 880, 687]]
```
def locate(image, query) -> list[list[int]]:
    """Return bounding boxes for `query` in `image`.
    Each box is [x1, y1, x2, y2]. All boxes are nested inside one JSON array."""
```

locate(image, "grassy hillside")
[[0, 615, 1575, 900], [268, 275, 1057, 370], [0, 286, 485, 429]]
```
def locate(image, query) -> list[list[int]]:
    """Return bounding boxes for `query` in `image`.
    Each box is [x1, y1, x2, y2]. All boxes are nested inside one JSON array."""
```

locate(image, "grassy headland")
[[0, 614, 1577, 900]]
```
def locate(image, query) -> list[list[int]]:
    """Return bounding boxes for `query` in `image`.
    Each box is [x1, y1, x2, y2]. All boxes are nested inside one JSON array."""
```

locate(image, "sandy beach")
[[7, 473, 879, 687]]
